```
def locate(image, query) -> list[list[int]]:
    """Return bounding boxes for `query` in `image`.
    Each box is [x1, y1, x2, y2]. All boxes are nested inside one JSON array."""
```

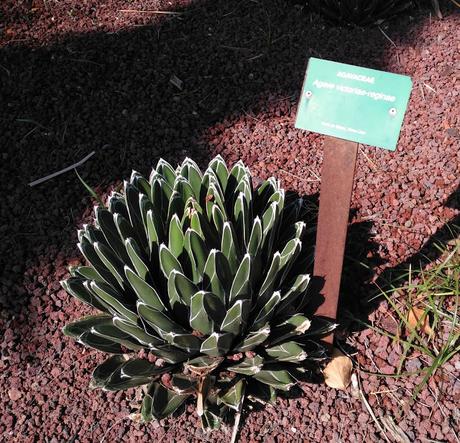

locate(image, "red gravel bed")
[[1, 1, 459, 442]]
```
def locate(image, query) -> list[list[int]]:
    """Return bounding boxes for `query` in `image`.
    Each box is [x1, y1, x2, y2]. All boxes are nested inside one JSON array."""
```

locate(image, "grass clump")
[[363, 232, 460, 396]]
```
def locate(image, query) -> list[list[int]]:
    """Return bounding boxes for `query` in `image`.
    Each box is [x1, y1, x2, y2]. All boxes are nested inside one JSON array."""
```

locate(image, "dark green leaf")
[[91, 355, 126, 388], [203, 249, 232, 301], [221, 221, 239, 274], [95, 207, 130, 264], [63, 314, 113, 338], [180, 157, 202, 198], [269, 314, 312, 345], [138, 303, 189, 337], [208, 155, 229, 191], [252, 291, 281, 330], [235, 324, 270, 352], [167, 332, 202, 353], [61, 278, 108, 312], [151, 382, 190, 419], [125, 266, 165, 311], [253, 369, 295, 391], [155, 159, 176, 186], [94, 241, 126, 289], [122, 358, 173, 378], [229, 253, 251, 303], [141, 390, 154, 422], [200, 332, 234, 357], [247, 216, 263, 257], [69, 266, 106, 284], [265, 341, 307, 363], [159, 243, 184, 277], [113, 316, 164, 348], [189, 291, 213, 335], [125, 182, 148, 249], [184, 229, 208, 283], [170, 374, 197, 394], [185, 355, 224, 376], [257, 252, 281, 306], [246, 380, 276, 405], [90, 281, 138, 324], [219, 379, 245, 411], [91, 322, 144, 351], [228, 355, 264, 375], [276, 274, 310, 317], [150, 345, 192, 364], [168, 214, 184, 258], [167, 270, 198, 307], [78, 331, 124, 354], [221, 299, 250, 336], [125, 237, 149, 280]]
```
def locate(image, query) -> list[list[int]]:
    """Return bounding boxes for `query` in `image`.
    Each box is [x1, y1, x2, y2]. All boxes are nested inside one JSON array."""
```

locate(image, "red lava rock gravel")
[[1, 1, 459, 442]]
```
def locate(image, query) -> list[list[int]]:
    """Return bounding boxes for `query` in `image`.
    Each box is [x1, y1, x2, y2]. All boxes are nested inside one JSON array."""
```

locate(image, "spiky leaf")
[[253, 369, 295, 391], [219, 379, 245, 411], [228, 355, 264, 375], [200, 332, 234, 357]]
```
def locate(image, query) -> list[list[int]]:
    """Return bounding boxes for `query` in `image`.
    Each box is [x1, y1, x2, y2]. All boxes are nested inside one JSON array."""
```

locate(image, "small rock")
[[8, 387, 22, 401]]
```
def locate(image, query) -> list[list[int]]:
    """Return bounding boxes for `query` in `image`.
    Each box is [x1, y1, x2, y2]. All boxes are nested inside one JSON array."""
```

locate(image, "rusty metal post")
[[313, 137, 358, 343]]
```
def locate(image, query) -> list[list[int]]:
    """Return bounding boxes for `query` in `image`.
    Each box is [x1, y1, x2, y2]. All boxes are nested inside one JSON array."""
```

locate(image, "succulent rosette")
[[62, 156, 334, 428]]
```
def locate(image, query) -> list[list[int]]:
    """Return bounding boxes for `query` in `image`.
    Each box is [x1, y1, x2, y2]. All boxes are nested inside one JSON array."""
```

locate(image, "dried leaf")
[[407, 306, 434, 337], [129, 412, 143, 422], [323, 348, 352, 390]]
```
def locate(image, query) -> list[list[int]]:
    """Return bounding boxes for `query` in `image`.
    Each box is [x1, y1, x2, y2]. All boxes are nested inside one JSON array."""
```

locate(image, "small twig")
[[359, 145, 378, 172], [66, 58, 103, 67], [0, 64, 11, 76], [230, 386, 246, 443], [29, 151, 95, 186], [357, 367, 391, 442], [219, 45, 251, 52], [419, 82, 426, 102], [369, 388, 398, 395], [246, 53, 264, 61], [197, 376, 205, 417], [100, 417, 128, 443], [423, 83, 437, 94], [431, 0, 443, 19], [378, 26, 397, 48], [118, 9, 182, 15], [278, 167, 320, 183], [380, 416, 411, 443]]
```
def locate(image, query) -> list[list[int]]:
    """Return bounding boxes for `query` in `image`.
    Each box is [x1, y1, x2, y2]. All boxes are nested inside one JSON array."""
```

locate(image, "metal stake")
[[313, 136, 358, 343]]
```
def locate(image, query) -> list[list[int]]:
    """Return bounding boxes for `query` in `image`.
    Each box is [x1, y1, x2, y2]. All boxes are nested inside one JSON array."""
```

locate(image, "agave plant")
[[62, 156, 334, 428], [307, 0, 414, 25]]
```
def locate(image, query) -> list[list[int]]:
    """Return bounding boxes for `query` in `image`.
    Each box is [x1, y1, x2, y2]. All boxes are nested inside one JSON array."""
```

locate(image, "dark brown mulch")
[[1, 1, 459, 442]]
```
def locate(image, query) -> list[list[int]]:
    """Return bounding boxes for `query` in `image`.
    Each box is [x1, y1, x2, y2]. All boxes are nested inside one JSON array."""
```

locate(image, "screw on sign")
[[295, 58, 412, 344]]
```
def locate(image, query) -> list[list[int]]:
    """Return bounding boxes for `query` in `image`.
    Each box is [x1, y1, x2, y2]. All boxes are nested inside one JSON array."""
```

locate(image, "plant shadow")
[[0, 0, 441, 315]]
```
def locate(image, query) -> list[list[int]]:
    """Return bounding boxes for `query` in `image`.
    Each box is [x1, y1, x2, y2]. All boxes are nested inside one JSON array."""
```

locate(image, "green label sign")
[[295, 58, 412, 150]]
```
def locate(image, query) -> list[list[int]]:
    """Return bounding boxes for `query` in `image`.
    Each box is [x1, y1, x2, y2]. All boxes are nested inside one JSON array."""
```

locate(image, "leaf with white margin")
[[200, 332, 234, 357], [252, 291, 281, 330], [253, 369, 295, 391], [219, 379, 245, 411], [228, 355, 264, 375], [265, 341, 308, 363], [235, 324, 270, 352], [220, 299, 250, 336]]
